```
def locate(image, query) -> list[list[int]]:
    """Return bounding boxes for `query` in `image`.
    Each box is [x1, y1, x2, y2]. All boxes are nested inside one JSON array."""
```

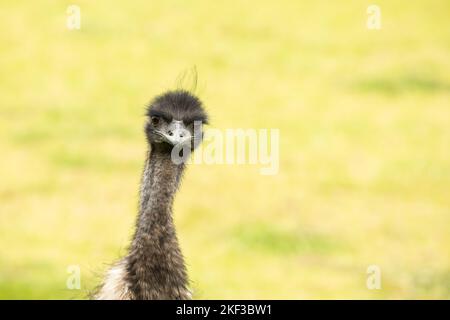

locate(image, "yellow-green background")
[[1, 0, 449, 299]]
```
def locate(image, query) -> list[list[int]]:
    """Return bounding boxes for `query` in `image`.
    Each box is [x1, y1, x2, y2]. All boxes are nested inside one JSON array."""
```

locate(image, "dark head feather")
[[147, 90, 208, 125]]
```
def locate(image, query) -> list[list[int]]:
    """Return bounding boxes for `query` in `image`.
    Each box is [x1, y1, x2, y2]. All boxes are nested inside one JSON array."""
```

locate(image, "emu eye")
[[151, 116, 160, 126]]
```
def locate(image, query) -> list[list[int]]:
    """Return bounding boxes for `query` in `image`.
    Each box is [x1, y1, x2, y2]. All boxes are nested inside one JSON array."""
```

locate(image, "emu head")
[[145, 90, 208, 156]]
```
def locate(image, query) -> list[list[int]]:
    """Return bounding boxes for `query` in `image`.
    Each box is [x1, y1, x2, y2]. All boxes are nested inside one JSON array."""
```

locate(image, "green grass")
[[0, 0, 449, 299]]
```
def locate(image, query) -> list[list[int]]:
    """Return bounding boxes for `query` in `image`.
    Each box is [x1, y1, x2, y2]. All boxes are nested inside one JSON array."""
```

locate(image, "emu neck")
[[126, 147, 189, 299], [138, 148, 184, 231]]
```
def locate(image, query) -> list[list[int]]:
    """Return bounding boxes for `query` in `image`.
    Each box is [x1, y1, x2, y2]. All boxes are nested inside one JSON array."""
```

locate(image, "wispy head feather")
[[176, 67, 199, 94]]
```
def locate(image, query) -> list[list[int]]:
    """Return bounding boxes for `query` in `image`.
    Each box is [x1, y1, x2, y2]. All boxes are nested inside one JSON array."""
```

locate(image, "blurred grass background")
[[0, 0, 449, 299]]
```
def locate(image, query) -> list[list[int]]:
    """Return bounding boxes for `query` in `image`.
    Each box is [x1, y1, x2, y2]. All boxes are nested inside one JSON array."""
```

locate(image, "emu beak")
[[162, 120, 191, 146]]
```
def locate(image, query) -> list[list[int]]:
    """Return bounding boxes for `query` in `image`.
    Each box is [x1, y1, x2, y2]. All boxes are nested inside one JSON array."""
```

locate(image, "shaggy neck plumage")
[[126, 145, 189, 299]]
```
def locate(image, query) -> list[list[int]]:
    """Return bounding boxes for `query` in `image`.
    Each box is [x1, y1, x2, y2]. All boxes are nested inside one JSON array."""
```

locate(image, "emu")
[[95, 90, 208, 299]]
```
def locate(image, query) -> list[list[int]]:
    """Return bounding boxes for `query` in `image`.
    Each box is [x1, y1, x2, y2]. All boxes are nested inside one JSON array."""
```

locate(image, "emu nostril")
[[168, 131, 173, 136]]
